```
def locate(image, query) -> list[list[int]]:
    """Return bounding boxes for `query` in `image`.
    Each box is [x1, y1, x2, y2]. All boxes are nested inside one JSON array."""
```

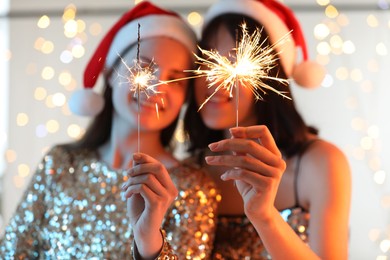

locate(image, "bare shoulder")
[[302, 138, 349, 170], [299, 138, 351, 207]]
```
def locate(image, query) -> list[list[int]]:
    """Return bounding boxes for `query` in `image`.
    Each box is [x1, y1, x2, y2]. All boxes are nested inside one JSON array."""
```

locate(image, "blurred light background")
[[0, 0, 389, 259]]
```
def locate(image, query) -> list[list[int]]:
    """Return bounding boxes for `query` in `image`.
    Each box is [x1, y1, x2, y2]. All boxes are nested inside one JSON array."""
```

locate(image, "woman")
[[0, 2, 218, 259], [184, 0, 351, 259]]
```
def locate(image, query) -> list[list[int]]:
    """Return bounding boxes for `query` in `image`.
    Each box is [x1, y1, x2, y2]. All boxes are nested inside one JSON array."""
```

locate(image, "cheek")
[[239, 89, 257, 118], [112, 86, 131, 111], [194, 78, 207, 105]]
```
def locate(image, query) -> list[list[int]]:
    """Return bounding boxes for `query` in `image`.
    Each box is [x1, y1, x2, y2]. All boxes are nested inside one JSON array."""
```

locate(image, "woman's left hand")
[[205, 125, 286, 222], [121, 153, 178, 257]]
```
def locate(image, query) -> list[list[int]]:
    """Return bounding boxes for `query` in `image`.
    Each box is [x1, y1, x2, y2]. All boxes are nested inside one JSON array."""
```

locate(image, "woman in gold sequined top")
[[0, 2, 221, 259], [183, 0, 352, 259]]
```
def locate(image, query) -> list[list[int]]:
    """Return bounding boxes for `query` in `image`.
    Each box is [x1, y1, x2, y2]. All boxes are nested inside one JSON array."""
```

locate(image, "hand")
[[205, 125, 286, 222], [121, 153, 178, 257]]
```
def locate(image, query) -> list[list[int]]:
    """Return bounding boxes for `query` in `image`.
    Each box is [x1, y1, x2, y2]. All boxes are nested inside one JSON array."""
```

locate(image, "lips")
[[132, 95, 166, 111], [204, 92, 232, 104]]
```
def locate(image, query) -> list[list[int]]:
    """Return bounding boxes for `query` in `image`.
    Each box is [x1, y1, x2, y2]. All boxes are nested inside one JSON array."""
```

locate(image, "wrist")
[[247, 207, 279, 229], [133, 229, 177, 260], [133, 229, 163, 260]]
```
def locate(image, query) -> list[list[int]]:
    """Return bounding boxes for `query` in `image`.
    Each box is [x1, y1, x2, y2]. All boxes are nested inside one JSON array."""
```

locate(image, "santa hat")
[[69, 1, 197, 116], [203, 0, 326, 88]]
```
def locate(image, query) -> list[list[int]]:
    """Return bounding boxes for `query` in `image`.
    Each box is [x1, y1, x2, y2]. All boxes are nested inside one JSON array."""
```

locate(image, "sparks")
[[117, 56, 160, 99], [189, 23, 291, 111]]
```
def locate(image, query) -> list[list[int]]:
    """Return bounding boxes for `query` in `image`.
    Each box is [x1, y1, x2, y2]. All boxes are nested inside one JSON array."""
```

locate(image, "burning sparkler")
[[190, 23, 291, 126], [115, 23, 160, 152]]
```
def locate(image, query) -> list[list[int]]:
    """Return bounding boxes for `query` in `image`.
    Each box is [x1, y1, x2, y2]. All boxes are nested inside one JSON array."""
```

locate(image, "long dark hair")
[[61, 44, 182, 152], [184, 14, 317, 159]]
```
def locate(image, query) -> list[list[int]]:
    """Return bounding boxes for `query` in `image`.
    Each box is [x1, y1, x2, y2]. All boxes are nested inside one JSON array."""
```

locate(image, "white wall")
[[1, 1, 389, 259]]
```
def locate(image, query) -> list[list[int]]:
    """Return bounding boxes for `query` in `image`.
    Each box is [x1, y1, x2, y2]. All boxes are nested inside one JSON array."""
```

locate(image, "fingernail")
[[121, 192, 126, 201], [220, 173, 227, 180], [205, 156, 216, 163], [133, 153, 141, 160], [121, 183, 127, 190], [208, 143, 218, 150], [229, 128, 238, 134]]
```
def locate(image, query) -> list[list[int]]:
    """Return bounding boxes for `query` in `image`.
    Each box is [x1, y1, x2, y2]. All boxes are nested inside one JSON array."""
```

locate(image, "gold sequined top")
[[211, 208, 310, 259], [0, 146, 310, 260], [0, 146, 220, 259]]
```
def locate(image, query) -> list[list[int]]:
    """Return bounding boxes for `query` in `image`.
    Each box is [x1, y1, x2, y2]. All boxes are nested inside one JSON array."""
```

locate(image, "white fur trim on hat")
[[68, 89, 105, 117], [204, 0, 296, 77], [106, 14, 197, 68]]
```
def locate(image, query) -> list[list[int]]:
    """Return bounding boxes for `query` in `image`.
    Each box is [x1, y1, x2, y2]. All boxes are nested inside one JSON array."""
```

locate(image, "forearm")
[[252, 208, 319, 260], [133, 230, 177, 260], [133, 229, 164, 259]]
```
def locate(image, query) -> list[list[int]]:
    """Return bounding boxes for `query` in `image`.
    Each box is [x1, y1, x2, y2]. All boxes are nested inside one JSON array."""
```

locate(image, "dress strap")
[[293, 139, 319, 208]]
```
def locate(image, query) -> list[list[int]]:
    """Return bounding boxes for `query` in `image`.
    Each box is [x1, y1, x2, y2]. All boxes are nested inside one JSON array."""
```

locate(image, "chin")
[[203, 117, 234, 130]]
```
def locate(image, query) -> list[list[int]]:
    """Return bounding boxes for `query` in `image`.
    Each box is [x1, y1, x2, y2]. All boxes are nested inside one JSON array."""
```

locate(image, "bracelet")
[[132, 229, 177, 260], [157, 229, 177, 260]]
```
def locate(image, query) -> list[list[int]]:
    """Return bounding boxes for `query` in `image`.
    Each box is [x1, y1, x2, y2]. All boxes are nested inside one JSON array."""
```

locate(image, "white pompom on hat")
[[203, 0, 326, 88], [69, 1, 197, 116]]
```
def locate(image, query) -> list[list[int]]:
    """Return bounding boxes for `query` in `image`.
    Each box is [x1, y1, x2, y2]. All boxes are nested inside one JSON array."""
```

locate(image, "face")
[[195, 25, 257, 130], [110, 37, 191, 131]]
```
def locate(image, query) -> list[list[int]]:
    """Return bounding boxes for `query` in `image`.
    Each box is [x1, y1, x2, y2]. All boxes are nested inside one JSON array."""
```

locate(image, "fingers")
[[121, 153, 178, 200], [122, 175, 165, 200], [205, 154, 285, 177], [124, 183, 155, 204], [208, 138, 281, 167], [206, 125, 286, 176], [127, 153, 176, 191], [132, 152, 160, 164], [229, 125, 282, 157], [221, 168, 275, 189]]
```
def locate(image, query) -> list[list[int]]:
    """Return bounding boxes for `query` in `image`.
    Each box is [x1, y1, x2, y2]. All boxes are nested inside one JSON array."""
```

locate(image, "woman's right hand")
[[205, 125, 286, 223], [121, 153, 178, 259]]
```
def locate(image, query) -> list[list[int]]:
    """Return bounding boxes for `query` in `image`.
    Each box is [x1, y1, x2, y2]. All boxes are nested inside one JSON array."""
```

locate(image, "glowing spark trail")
[[190, 23, 291, 113], [117, 56, 159, 99]]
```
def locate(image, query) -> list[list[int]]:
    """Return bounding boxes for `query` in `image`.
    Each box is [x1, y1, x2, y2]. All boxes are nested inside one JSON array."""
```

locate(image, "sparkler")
[[189, 23, 291, 126], [114, 22, 291, 149], [116, 23, 159, 152]]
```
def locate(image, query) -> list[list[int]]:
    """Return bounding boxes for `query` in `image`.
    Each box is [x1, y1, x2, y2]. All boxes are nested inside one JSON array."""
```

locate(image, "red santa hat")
[[69, 1, 197, 116], [203, 0, 326, 88]]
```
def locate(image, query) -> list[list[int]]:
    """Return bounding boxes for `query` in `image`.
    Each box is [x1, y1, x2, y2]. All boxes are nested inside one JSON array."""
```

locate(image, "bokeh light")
[[46, 120, 60, 133], [41, 66, 55, 80], [5, 149, 17, 163], [314, 23, 330, 40], [367, 14, 379, 27], [52, 93, 66, 107], [376, 42, 388, 56], [67, 124, 83, 139], [16, 113, 29, 126], [325, 5, 339, 19], [34, 87, 47, 100], [37, 15, 50, 29], [187, 12, 203, 26]]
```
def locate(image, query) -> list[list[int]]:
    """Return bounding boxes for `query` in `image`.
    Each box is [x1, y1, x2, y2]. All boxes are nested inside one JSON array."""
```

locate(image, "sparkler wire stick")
[[235, 29, 239, 128], [136, 23, 141, 153]]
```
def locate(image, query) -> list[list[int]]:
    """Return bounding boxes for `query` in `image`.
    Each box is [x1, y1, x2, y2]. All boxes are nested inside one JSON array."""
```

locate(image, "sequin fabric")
[[211, 208, 310, 260], [0, 146, 220, 259]]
